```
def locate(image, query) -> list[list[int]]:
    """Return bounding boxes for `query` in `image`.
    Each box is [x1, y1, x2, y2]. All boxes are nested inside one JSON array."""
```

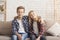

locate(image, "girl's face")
[[29, 11, 38, 21], [29, 12, 34, 19]]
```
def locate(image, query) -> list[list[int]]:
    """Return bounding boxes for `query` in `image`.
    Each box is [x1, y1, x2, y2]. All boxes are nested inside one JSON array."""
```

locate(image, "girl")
[[28, 10, 46, 40]]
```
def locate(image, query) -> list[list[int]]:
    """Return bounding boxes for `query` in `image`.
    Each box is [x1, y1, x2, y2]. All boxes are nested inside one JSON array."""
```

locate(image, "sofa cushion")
[[47, 23, 60, 36], [0, 21, 12, 36], [45, 20, 55, 30], [0, 36, 11, 40], [46, 36, 60, 40]]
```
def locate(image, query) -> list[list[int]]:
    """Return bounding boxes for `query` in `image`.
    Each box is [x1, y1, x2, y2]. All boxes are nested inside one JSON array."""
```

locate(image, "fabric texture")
[[47, 23, 60, 36], [12, 16, 29, 35], [17, 19, 26, 33]]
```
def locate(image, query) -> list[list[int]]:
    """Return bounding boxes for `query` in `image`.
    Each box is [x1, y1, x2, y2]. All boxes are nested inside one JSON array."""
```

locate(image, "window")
[[0, 0, 6, 21]]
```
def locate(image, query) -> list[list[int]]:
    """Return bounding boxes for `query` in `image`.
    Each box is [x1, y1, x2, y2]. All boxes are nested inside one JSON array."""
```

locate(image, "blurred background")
[[0, 0, 60, 40], [0, 0, 60, 28], [0, 0, 60, 23]]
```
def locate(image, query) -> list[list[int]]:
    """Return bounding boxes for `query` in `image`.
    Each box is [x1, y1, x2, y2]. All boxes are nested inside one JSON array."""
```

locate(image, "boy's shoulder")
[[23, 15, 28, 17], [23, 16, 29, 19], [12, 18, 17, 23]]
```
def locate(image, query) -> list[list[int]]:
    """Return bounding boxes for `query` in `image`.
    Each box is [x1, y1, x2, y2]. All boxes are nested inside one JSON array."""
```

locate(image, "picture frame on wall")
[[0, 0, 6, 21]]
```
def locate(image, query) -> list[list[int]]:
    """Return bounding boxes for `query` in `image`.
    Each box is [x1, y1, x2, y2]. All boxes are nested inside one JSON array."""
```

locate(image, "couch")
[[0, 21, 60, 40]]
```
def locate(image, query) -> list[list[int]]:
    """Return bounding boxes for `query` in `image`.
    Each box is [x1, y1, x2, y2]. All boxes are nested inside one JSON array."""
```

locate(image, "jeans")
[[40, 36, 46, 40], [11, 35, 17, 40], [30, 34, 46, 40], [30, 34, 36, 40], [21, 33, 28, 40], [11, 33, 28, 40]]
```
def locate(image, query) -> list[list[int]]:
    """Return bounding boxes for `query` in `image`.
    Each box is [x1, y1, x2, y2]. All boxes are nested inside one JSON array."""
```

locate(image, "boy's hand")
[[18, 34, 22, 40], [15, 32, 22, 40]]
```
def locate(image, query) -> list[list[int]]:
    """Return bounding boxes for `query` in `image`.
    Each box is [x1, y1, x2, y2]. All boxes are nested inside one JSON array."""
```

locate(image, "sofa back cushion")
[[0, 20, 55, 36], [0, 21, 12, 36], [45, 20, 55, 30]]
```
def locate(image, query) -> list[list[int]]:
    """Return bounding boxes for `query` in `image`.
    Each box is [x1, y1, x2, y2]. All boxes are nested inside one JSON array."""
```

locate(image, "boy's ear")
[[14, 16, 18, 19]]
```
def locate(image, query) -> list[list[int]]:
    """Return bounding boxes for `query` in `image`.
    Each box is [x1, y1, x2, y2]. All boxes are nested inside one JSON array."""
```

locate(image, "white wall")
[[6, 0, 54, 21]]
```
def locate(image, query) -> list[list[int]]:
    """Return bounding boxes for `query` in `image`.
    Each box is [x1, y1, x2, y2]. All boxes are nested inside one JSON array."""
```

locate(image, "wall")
[[6, 0, 54, 22], [55, 0, 60, 23]]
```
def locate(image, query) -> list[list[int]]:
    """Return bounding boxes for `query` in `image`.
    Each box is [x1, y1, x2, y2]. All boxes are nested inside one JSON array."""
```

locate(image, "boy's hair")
[[17, 6, 25, 12]]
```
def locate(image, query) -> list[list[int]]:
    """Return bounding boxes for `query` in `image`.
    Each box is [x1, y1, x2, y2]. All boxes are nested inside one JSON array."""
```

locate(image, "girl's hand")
[[36, 35, 41, 40]]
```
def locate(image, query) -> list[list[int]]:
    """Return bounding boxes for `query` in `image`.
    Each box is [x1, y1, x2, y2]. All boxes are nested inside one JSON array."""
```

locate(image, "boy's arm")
[[12, 20, 22, 39]]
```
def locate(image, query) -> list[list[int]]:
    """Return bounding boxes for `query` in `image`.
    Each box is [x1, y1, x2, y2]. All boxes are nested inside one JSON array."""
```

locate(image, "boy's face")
[[17, 9, 24, 17]]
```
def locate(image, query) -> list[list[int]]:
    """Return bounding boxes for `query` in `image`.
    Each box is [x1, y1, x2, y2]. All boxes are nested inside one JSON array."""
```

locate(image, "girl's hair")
[[28, 10, 41, 26], [28, 10, 40, 21], [28, 10, 34, 26], [28, 10, 34, 18], [37, 16, 41, 23]]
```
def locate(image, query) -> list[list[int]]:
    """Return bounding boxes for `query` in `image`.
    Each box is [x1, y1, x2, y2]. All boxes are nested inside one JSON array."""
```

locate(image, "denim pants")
[[30, 34, 46, 40], [11, 33, 28, 40], [40, 36, 46, 40]]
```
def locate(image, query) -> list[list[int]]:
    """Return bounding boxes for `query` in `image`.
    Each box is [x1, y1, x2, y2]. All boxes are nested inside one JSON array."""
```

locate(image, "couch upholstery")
[[46, 36, 60, 40], [0, 21, 12, 40], [0, 21, 60, 40], [0, 36, 11, 40], [0, 21, 12, 36]]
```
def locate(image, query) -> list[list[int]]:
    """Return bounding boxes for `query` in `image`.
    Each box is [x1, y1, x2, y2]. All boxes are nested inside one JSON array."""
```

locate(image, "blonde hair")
[[28, 10, 34, 25], [28, 10, 40, 25], [28, 10, 34, 18]]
